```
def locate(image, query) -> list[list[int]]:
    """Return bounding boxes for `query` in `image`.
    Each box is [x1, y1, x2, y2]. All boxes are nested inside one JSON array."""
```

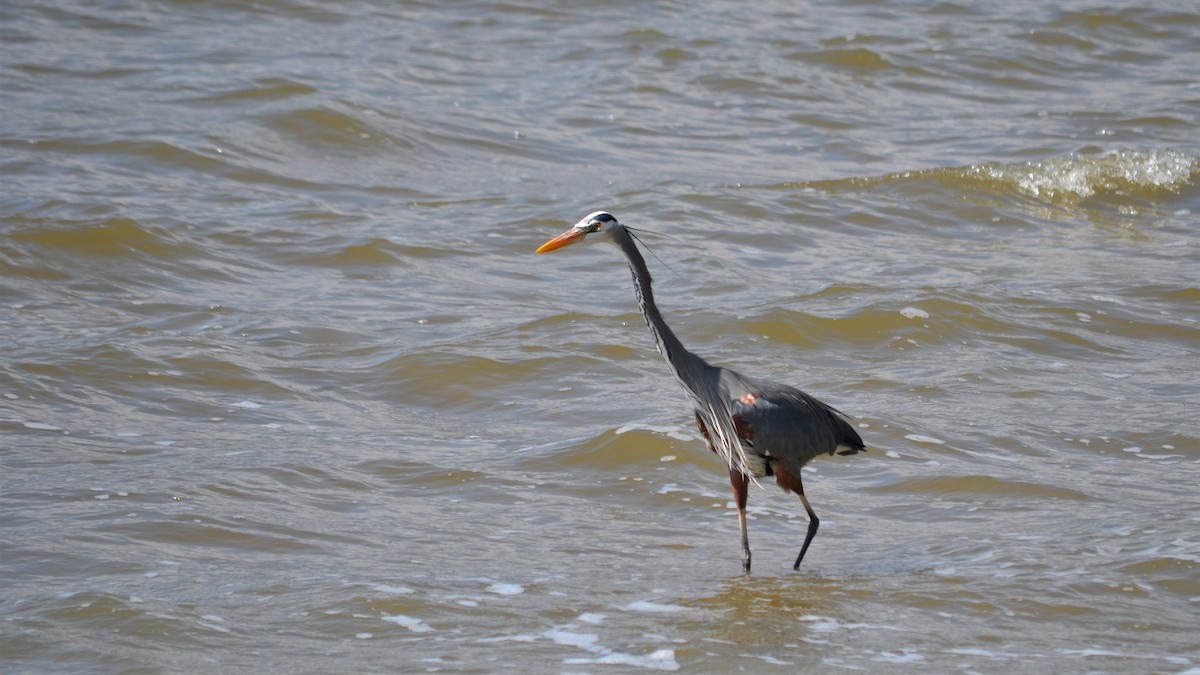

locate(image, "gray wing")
[[720, 369, 865, 468]]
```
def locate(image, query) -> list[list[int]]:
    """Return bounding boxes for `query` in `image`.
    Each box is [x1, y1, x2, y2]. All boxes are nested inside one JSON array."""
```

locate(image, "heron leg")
[[699, 413, 752, 572], [772, 463, 820, 570], [729, 469, 751, 572], [793, 484, 820, 570]]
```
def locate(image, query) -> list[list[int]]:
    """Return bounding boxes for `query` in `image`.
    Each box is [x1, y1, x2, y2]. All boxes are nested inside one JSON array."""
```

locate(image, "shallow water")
[[2, 0, 1199, 672]]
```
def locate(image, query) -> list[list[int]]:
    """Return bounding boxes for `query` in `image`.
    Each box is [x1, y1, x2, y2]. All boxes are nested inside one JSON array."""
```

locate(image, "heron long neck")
[[613, 227, 707, 381], [612, 226, 754, 478]]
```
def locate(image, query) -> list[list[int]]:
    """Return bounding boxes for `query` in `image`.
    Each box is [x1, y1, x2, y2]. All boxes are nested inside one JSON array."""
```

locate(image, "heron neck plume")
[[611, 224, 754, 480]]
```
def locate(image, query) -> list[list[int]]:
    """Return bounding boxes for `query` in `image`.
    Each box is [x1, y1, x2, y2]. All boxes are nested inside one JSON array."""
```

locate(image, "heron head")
[[536, 211, 621, 253]]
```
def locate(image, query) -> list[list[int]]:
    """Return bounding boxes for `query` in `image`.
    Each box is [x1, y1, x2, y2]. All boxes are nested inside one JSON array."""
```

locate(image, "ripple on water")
[[867, 474, 1094, 501], [4, 216, 190, 264], [258, 106, 419, 154], [787, 148, 1198, 224], [180, 76, 320, 105]]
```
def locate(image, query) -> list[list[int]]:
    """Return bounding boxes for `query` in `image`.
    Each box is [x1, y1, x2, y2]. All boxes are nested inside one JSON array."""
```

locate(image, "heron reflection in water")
[[537, 211, 865, 572]]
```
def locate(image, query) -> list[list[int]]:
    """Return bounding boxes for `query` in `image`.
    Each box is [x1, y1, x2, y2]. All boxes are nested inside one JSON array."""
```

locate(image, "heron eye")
[[589, 222, 602, 232]]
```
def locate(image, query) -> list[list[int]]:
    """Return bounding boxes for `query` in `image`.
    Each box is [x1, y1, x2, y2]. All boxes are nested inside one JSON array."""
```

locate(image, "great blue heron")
[[537, 211, 865, 572]]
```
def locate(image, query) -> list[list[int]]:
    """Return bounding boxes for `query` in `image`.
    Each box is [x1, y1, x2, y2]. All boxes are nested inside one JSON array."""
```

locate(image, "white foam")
[[545, 629, 599, 649], [1057, 648, 1124, 657], [874, 650, 924, 663], [625, 600, 689, 613], [806, 618, 842, 633], [382, 614, 432, 632], [547, 625, 679, 672], [487, 582, 524, 596], [616, 423, 693, 442], [371, 584, 413, 595], [798, 615, 873, 633], [196, 614, 230, 634], [565, 649, 680, 671], [899, 307, 929, 319], [23, 421, 63, 431], [231, 400, 263, 409], [995, 149, 1197, 199], [904, 434, 945, 445], [477, 633, 539, 643], [958, 447, 1018, 463]]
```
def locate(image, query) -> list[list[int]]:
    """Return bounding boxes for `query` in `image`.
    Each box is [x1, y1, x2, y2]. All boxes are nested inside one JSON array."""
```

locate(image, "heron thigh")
[[694, 413, 717, 454], [770, 460, 805, 495]]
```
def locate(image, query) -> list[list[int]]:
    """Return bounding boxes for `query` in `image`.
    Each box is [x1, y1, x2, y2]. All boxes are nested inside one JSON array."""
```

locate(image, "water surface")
[[2, 0, 1199, 672]]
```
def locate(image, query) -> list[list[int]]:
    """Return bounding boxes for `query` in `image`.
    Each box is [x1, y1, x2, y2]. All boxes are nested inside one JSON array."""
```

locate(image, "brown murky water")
[[2, 1, 1199, 672]]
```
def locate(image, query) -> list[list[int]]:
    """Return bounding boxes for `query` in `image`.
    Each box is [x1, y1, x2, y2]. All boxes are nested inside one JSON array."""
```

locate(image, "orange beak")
[[535, 227, 587, 253]]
